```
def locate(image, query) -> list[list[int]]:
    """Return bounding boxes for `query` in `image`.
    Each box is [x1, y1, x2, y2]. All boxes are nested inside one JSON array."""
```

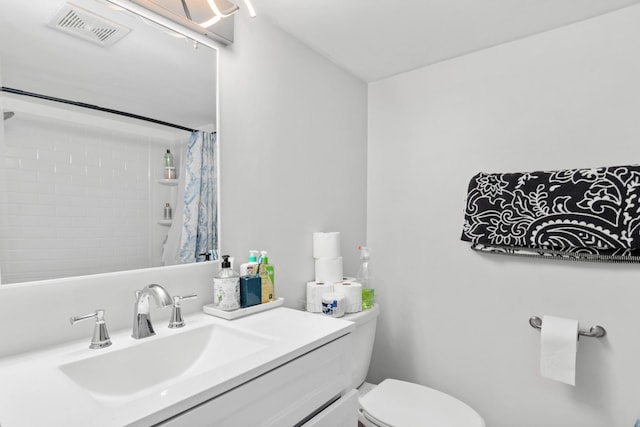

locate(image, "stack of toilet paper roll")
[[334, 280, 363, 314], [306, 280, 363, 315], [306, 232, 362, 315], [313, 232, 343, 283]]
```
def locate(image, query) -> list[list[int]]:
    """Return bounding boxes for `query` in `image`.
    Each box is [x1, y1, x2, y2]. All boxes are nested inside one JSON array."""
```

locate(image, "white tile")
[[2, 156, 20, 169], [0, 114, 167, 284]]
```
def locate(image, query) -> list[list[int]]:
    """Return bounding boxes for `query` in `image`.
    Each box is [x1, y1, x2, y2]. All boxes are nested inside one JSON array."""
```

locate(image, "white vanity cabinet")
[[0, 308, 356, 427], [157, 335, 357, 427]]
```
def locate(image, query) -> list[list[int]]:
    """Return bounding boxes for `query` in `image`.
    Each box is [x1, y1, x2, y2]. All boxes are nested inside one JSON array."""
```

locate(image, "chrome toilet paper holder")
[[529, 316, 606, 339]]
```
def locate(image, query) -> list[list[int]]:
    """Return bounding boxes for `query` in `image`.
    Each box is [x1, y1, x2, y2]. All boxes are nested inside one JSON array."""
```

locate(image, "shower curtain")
[[162, 130, 218, 265]]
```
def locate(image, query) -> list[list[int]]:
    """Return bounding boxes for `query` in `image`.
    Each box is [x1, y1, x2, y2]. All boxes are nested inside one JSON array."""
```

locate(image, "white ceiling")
[[250, 0, 640, 82], [4, 0, 640, 126]]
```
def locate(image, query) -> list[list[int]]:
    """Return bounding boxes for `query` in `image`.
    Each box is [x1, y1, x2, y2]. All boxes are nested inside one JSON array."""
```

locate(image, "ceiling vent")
[[47, 2, 131, 47]]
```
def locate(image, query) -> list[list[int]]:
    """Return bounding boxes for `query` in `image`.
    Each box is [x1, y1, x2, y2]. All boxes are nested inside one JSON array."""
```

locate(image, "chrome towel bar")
[[529, 316, 606, 338]]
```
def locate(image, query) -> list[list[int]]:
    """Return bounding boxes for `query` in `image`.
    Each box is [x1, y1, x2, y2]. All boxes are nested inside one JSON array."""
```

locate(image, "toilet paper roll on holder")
[[529, 316, 606, 338]]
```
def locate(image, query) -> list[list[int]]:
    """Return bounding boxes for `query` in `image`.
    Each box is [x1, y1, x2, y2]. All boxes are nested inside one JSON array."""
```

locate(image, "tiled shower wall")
[[0, 112, 183, 284]]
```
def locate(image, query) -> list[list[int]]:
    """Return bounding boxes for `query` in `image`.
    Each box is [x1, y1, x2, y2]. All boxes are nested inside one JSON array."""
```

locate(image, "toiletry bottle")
[[164, 149, 176, 179], [163, 203, 172, 220], [213, 255, 240, 311], [240, 250, 259, 276], [258, 250, 275, 303], [356, 245, 375, 309]]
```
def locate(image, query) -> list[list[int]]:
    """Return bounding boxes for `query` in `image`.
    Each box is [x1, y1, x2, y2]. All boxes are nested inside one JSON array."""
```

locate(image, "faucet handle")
[[168, 294, 198, 329], [70, 309, 112, 349]]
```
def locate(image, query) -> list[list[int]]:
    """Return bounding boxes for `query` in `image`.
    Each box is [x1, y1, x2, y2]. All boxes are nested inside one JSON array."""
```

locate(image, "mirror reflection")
[[0, 0, 218, 284]]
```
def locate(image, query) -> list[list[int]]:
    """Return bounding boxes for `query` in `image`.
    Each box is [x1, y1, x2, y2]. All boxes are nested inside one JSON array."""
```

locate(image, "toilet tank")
[[342, 304, 379, 389]]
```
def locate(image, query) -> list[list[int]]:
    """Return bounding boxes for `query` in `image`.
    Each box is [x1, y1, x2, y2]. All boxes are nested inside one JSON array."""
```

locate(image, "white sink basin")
[[0, 308, 354, 426], [60, 323, 274, 402]]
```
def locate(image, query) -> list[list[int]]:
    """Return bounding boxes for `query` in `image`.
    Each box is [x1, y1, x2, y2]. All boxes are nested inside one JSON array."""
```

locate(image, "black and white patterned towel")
[[461, 164, 640, 262]]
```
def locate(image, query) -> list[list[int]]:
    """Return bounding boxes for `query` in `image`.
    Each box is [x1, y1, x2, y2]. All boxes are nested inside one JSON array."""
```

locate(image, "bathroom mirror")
[[0, 0, 218, 284]]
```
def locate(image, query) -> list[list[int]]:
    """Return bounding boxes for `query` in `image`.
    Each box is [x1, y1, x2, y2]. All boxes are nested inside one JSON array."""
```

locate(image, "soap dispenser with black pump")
[[213, 255, 240, 311]]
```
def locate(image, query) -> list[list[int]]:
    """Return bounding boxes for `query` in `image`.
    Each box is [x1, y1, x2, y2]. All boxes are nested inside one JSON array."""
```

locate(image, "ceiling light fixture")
[[198, 13, 220, 28], [199, 0, 256, 26], [242, 0, 256, 18], [205, 0, 238, 18], [105, 0, 254, 46]]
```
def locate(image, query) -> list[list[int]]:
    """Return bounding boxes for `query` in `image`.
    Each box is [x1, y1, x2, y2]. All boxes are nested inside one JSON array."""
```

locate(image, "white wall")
[[218, 13, 368, 309], [367, 5, 640, 427]]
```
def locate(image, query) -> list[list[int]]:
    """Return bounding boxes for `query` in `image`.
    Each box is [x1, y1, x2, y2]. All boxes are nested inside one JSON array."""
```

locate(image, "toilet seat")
[[359, 379, 485, 427]]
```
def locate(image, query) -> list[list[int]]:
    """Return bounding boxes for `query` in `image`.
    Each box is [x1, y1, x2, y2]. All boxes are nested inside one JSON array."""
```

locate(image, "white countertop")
[[0, 307, 354, 427]]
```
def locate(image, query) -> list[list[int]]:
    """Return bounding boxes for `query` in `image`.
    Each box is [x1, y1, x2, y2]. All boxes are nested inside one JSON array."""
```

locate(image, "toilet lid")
[[359, 379, 485, 427]]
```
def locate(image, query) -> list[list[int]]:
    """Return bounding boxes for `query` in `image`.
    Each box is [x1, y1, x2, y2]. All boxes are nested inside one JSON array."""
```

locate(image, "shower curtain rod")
[[0, 87, 208, 134]]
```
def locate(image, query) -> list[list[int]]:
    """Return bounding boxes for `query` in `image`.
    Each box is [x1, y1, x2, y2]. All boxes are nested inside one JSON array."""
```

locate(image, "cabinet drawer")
[[302, 389, 358, 427], [158, 334, 352, 427]]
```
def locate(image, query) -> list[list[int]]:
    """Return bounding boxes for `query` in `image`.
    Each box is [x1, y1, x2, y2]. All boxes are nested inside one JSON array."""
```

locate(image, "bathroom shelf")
[[158, 220, 173, 226], [203, 297, 285, 320], [157, 179, 178, 186]]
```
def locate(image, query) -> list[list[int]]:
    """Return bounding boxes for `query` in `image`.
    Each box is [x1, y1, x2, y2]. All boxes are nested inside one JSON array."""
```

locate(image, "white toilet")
[[343, 304, 485, 427]]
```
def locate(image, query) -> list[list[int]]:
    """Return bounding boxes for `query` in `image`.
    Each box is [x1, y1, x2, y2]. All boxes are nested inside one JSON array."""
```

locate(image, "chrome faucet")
[[168, 294, 198, 329], [70, 309, 112, 349], [132, 284, 173, 339]]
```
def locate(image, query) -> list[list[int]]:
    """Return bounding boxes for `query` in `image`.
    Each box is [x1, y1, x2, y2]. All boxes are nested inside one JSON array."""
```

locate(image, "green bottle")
[[259, 251, 275, 303]]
